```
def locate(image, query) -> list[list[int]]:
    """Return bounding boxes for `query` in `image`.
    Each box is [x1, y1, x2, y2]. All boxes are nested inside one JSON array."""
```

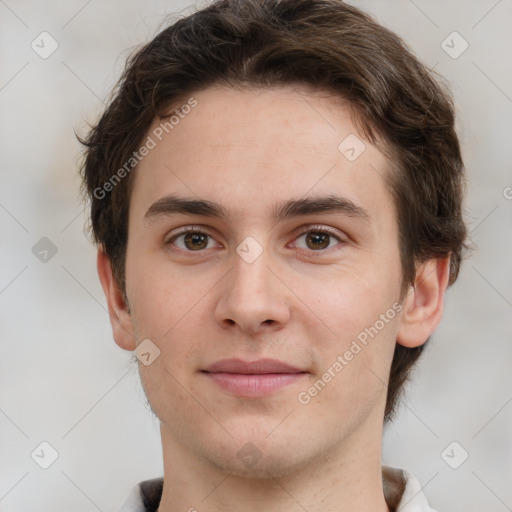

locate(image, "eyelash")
[[290, 225, 345, 253], [165, 224, 346, 254]]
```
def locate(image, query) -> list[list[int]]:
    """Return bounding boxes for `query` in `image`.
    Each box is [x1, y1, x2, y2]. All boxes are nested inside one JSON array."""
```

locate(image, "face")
[[123, 84, 404, 478]]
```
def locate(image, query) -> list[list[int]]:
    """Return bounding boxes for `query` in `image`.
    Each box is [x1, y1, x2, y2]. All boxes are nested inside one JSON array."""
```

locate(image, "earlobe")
[[396, 257, 451, 348], [97, 248, 136, 351]]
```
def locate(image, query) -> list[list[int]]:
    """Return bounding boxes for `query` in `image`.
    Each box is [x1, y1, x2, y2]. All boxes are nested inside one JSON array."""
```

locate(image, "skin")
[[98, 84, 450, 512]]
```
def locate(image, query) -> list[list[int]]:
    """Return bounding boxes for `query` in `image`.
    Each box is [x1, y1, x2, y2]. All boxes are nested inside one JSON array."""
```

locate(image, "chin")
[[194, 424, 318, 481], [206, 444, 304, 480]]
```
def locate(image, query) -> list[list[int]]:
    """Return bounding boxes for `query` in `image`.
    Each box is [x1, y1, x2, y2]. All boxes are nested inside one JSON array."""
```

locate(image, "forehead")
[[130, 84, 394, 226]]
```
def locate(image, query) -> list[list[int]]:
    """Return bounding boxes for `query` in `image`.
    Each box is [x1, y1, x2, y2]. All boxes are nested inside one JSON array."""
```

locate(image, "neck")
[[157, 416, 390, 512]]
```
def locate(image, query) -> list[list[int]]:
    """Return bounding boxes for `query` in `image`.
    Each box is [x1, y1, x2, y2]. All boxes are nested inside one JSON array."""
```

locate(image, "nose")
[[214, 246, 291, 335]]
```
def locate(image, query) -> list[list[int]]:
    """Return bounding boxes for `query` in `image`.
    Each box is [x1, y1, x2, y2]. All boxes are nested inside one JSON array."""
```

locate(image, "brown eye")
[[168, 230, 217, 251], [292, 227, 344, 252], [183, 232, 209, 250], [305, 232, 330, 250]]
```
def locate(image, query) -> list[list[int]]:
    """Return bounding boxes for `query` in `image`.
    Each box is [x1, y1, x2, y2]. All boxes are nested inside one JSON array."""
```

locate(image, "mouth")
[[201, 358, 308, 397]]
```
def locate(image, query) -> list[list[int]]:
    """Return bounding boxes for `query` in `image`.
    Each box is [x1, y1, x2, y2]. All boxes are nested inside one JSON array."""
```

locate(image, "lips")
[[201, 358, 307, 397], [203, 358, 305, 375]]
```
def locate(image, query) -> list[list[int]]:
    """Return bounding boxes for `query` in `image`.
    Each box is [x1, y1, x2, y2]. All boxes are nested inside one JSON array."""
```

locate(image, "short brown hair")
[[80, 0, 467, 422]]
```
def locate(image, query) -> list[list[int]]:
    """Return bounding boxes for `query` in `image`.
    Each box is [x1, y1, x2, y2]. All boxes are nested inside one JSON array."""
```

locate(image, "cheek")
[[126, 262, 216, 397], [297, 263, 400, 336], [304, 284, 399, 414], [293, 261, 402, 398], [125, 251, 209, 338]]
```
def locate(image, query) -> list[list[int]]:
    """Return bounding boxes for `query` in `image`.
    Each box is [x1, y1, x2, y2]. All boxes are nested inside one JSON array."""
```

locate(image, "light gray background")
[[1, 0, 511, 510]]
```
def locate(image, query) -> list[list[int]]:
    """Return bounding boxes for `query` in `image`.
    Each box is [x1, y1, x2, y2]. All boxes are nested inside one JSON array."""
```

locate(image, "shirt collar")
[[115, 466, 437, 512]]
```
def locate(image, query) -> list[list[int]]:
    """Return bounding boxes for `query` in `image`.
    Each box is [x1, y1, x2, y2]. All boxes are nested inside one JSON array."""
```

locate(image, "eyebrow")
[[144, 194, 371, 223]]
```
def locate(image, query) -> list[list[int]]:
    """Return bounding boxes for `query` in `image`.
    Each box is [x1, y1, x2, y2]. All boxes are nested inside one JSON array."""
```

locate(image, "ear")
[[396, 257, 451, 348], [97, 247, 136, 351]]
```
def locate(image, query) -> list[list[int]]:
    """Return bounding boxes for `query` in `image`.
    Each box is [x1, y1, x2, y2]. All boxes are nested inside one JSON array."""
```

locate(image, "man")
[[80, 1, 467, 510]]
